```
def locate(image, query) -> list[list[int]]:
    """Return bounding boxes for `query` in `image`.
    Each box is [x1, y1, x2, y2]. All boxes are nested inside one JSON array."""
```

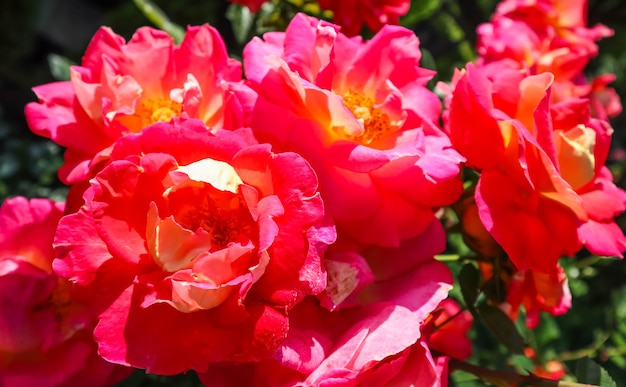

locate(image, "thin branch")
[[555, 333, 611, 362]]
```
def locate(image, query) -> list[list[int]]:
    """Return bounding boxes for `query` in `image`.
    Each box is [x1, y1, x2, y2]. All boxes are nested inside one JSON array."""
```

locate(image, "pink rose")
[[53, 119, 335, 374], [25, 25, 242, 184], [318, 0, 410, 36], [446, 65, 585, 274], [198, 220, 453, 386], [235, 13, 463, 247], [426, 299, 473, 360], [199, 262, 452, 386], [507, 265, 571, 329], [0, 197, 129, 387], [229, 0, 268, 12], [477, 0, 612, 80]]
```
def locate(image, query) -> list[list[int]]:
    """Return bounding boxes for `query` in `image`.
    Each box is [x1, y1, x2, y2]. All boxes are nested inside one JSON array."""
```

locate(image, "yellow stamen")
[[167, 184, 256, 251], [341, 90, 393, 144], [123, 98, 182, 132]]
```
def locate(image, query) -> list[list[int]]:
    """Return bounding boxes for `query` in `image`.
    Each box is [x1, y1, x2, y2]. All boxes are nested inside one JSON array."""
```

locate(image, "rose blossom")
[[426, 299, 473, 360], [199, 309, 450, 387], [479, 260, 571, 329], [576, 167, 626, 256], [550, 73, 622, 121], [588, 74, 622, 120], [276, 209, 453, 385], [493, 0, 613, 45], [0, 197, 129, 387], [446, 64, 586, 274], [475, 0, 621, 120], [25, 24, 242, 184], [453, 186, 574, 326], [548, 97, 626, 256], [477, 0, 612, 80], [470, 63, 626, 258], [195, 204, 454, 385], [52, 119, 335, 375], [318, 0, 411, 36], [235, 13, 463, 247], [229, 0, 268, 12], [198, 254, 454, 386], [447, 60, 626, 267], [506, 265, 571, 329]]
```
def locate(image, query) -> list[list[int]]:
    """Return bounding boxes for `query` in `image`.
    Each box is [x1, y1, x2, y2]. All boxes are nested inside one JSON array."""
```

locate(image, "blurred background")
[[2, 0, 626, 385]]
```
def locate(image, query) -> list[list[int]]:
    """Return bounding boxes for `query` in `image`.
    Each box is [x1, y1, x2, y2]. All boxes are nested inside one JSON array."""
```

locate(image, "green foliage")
[[477, 304, 526, 355], [401, 0, 443, 27], [226, 3, 255, 45], [47, 54, 74, 82], [133, 0, 185, 43], [509, 354, 534, 375], [459, 263, 480, 310], [0, 108, 65, 202], [576, 357, 618, 386], [116, 370, 203, 387]]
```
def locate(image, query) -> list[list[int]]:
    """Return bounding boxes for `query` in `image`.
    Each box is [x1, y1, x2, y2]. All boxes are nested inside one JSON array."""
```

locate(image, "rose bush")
[[3, 0, 624, 385]]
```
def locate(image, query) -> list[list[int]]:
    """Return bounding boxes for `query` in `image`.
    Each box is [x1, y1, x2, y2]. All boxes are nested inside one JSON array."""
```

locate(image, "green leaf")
[[400, 0, 443, 27], [510, 354, 533, 375], [420, 48, 437, 72], [447, 232, 472, 257], [610, 354, 626, 369], [477, 304, 525, 355], [612, 331, 626, 348], [482, 275, 507, 304], [459, 263, 480, 309], [450, 369, 483, 386], [534, 314, 561, 345], [133, 0, 185, 44], [47, 54, 74, 81], [226, 4, 255, 45], [575, 357, 617, 387]]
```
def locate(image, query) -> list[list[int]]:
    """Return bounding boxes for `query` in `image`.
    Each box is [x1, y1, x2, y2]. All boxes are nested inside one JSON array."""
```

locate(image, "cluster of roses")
[[0, 0, 623, 386], [448, 0, 625, 330]]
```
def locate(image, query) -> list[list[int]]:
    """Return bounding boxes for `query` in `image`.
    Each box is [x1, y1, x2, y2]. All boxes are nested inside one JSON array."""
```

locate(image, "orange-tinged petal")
[[146, 202, 213, 273], [169, 279, 234, 312], [555, 125, 596, 190], [172, 158, 243, 193], [516, 72, 554, 136]]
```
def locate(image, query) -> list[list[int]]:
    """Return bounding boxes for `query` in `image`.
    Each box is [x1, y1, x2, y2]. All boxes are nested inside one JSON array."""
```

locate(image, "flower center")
[[49, 279, 78, 324], [342, 90, 393, 144], [167, 183, 256, 251], [124, 98, 182, 133]]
